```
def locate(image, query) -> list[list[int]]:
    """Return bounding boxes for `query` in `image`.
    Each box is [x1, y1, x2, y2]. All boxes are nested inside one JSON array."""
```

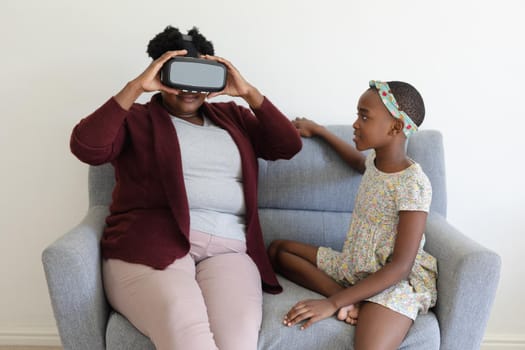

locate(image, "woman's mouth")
[[178, 93, 200, 103]]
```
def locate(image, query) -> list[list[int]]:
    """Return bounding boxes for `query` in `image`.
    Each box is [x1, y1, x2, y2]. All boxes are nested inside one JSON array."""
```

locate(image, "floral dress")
[[317, 151, 437, 320]]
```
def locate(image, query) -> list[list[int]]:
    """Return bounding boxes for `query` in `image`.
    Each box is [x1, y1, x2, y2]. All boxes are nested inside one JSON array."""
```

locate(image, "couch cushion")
[[260, 276, 440, 350], [259, 208, 351, 250], [106, 275, 439, 350], [257, 130, 363, 213]]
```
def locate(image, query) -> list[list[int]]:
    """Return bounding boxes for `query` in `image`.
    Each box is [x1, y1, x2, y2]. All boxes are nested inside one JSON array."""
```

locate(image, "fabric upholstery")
[[42, 127, 500, 350]]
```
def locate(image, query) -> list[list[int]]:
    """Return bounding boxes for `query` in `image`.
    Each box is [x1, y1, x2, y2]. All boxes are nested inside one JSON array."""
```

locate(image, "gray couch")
[[43, 127, 500, 349]]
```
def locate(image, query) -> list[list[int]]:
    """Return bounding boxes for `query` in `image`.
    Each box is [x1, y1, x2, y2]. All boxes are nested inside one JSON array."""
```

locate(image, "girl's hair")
[[146, 26, 215, 60], [388, 81, 426, 127]]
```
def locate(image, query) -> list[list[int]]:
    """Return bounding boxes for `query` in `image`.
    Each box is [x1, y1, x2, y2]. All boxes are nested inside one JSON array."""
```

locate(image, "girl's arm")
[[293, 118, 366, 174], [285, 210, 427, 329]]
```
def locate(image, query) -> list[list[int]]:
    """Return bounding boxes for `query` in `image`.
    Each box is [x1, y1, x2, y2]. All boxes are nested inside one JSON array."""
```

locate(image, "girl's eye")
[[356, 112, 368, 121]]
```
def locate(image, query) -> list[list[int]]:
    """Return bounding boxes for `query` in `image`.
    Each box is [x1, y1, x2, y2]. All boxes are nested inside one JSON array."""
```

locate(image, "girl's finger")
[[288, 308, 313, 325], [300, 316, 319, 330]]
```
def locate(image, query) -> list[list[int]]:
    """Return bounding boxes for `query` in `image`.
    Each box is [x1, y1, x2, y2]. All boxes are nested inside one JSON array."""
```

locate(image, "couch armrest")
[[424, 213, 501, 350], [42, 205, 110, 350]]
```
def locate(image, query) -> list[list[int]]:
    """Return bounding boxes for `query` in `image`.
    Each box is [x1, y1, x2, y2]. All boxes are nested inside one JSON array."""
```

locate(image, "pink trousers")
[[102, 230, 262, 350]]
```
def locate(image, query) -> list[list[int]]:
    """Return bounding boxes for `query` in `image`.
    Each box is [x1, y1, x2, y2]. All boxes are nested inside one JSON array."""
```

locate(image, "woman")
[[70, 26, 302, 350]]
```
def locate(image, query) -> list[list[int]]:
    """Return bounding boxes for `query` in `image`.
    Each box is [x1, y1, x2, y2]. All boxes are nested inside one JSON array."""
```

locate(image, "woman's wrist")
[[241, 85, 264, 109], [114, 80, 145, 111]]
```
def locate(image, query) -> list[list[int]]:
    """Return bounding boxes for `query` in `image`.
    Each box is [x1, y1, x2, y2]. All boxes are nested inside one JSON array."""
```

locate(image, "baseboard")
[[481, 334, 525, 349], [0, 327, 523, 348], [0, 327, 61, 346]]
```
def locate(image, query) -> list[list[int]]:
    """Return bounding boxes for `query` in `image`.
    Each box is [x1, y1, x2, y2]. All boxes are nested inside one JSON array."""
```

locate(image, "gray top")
[[171, 115, 246, 241]]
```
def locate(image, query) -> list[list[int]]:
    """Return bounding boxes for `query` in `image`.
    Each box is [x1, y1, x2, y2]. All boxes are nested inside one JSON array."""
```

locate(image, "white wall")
[[1, 0, 524, 347]]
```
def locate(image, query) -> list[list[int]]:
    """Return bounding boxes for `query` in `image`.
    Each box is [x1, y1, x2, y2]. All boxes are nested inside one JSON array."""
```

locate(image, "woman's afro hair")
[[386, 81, 426, 127], [146, 26, 214, 60]]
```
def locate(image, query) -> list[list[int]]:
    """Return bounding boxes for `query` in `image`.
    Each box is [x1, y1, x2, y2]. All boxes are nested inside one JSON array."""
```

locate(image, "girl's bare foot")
[[337, 304, 360, 325]]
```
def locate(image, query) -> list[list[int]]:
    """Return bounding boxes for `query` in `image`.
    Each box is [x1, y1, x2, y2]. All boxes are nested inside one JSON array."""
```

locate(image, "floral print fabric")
[[317, 151, 437, 320]]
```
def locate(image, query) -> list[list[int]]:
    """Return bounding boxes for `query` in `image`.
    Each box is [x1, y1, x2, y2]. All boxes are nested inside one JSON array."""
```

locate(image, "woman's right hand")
[[134, 50, 188, 94], [114, 50, 187, 110]]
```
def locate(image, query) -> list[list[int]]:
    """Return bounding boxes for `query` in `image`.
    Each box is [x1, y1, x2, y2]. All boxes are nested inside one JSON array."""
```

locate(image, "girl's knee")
[[354, 303, 412, 350], [267, 239, 286, 265]]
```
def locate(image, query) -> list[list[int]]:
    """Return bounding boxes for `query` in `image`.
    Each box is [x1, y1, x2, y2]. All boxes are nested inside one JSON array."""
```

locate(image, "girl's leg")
[[268, 239, 344, 297], [354, 302, 413, 350], [196, 252, 262, 350], [103, 257, 218, 350], [268, 239, 360, 324]]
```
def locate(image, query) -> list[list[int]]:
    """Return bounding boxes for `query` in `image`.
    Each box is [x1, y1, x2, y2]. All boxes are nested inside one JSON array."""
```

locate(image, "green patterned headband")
[[369, 80, 418, 138]]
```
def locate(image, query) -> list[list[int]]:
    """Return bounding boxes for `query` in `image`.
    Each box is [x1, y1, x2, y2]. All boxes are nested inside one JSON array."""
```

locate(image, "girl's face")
[[352, 89, 396, 151], [161, 90, 207, 118]]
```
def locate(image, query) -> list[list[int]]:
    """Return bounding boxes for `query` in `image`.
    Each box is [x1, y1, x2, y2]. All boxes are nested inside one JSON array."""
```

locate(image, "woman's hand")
[[134, 50, 188, 94], [204, 55, 264, 108], [114, 50, 187, 110], [292, 117, 325, 138], [283, 299, 338, 330]]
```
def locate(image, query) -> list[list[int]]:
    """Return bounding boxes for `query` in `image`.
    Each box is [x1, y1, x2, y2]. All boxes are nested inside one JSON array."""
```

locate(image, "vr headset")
[[160, 35, 227, 92]]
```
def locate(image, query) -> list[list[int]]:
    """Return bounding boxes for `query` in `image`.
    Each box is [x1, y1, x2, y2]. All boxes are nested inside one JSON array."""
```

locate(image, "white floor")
[[0, 347, 61, 350]]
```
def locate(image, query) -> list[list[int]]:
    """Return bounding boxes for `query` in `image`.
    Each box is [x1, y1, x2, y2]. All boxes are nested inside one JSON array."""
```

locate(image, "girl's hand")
[[283, 299, 338, 330], [292, 117, 324, 138], [204, 55, 263, 108]]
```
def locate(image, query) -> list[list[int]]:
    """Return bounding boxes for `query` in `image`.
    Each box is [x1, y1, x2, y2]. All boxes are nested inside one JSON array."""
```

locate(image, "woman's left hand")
[[203, 55, 263, 108], [283, 299, 338, 330]]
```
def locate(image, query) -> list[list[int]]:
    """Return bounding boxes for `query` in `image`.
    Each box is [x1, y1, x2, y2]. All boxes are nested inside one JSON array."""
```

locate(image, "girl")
[[268, 81, 437, 349]]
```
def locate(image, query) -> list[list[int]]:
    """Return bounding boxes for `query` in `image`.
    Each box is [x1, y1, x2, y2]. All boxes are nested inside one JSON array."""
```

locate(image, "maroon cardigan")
[[70, 93, 302, 293]]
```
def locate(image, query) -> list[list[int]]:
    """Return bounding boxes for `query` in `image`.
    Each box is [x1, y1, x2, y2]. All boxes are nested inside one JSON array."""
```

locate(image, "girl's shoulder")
[[396, 162, 432, 212], [403, 161, 431, 187], [364, 150, 375, 169], [365, 151, 427, 182]]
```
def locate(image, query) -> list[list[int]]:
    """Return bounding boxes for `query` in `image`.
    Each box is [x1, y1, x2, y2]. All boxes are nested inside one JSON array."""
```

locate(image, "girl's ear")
[[391, 118, 404, 135]]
